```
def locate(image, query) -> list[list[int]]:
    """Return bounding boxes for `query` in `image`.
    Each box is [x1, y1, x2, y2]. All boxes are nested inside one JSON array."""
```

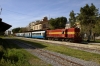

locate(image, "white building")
[[65, 23, 70, 29]]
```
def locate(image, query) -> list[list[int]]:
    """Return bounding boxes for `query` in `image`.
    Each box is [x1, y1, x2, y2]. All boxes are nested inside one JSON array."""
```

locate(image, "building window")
[[43, 24, 46, 28], [39, 25, 42, 29]]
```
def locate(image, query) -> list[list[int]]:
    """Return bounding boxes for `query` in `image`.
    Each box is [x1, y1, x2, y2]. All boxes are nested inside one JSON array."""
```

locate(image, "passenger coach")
[[31, 30, 46, 39]]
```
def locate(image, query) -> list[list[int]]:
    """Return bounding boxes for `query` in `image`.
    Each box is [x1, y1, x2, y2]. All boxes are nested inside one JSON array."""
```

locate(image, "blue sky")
[[0, 0, 100, 30]]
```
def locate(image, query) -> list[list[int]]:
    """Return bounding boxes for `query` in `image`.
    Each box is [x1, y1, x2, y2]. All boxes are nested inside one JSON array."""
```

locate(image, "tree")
[[49, 17, 67, 29], [12, 27, 21, 33], [69, 10, 76, 27], [93, 16, 100, 35], [49, 18, 57, 29], [77, 3, 99, 41], [59, 17, 67, 28], [12, 27, 27, 33], [19, 27, 27, 32]]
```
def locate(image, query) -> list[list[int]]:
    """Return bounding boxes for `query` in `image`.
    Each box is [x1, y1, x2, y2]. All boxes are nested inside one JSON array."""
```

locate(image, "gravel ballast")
[[9, 38, 100, 66]]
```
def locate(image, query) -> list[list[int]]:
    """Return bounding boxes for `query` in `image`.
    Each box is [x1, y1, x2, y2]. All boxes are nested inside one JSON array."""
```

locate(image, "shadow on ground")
[[0, 38, 47, 50]]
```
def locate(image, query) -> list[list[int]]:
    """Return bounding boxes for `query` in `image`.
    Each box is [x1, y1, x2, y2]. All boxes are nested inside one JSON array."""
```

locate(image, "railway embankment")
[[11, 37, 100, 66], [15, 37, 100, 54]]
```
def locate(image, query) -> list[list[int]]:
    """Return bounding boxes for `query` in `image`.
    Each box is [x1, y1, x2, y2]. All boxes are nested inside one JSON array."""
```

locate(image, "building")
[[28, 17, 49, 31], [75, 22, 81, 28], [65, 22, 81, 29], [65, 22, 70, 29], [0, 18, 12, 32], [27, 21, 35, 31]]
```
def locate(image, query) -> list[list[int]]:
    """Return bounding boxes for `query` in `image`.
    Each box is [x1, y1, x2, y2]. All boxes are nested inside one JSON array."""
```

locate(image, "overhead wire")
[[2, 8, 36, 17], [1, 8, 38, 23]]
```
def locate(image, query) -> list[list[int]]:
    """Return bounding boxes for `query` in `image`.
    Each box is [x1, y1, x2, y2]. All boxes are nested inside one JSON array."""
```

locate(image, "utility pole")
[[0, 7, 2, 15]]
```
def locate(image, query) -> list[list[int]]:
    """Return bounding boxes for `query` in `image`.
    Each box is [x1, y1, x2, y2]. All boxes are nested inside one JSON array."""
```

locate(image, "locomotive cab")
[[66, 28, 82, 42]]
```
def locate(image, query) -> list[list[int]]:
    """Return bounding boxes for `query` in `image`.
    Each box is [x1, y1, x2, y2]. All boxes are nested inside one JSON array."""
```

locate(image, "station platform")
[[0, 18, 12, 32]]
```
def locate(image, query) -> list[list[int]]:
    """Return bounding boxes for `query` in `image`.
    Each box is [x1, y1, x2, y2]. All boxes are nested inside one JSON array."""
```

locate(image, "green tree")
[[93, 16, 100, 35], [49, 17, 67, 29], [19, 27, 27, 32], [12, 27, 21, 33], [59, 17, 67, 28], [49, 18, 56, 29], [78, 3, 99, 41], [69, 10, 76, 27]]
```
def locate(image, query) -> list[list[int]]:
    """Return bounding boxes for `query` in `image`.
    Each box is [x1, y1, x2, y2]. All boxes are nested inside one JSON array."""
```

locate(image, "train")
[[15, 28, 82, 43]]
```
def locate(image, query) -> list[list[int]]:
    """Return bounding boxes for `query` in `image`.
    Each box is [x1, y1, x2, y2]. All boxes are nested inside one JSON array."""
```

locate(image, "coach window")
[[43, 33, 45, 36], [32, 33, 34, 35], [38, 33, 41, 35]]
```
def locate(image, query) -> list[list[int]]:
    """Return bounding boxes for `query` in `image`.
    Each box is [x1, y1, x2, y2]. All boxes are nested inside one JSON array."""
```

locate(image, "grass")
[[0, 38, 51, 66], [82, 38, 100, 43], [16, 38, 100, 64], [95, 39, 100, 43]]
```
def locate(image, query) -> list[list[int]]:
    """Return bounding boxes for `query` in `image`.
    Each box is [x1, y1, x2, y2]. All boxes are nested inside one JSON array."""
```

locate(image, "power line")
[[0, 8, 2, 15], [3, 8, 36, 17], [0, 5, 2, 15], [1, 7, 48, 22]]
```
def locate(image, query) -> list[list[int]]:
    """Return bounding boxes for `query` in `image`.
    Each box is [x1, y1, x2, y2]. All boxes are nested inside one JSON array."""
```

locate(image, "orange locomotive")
[[46, 28, 82, 42]]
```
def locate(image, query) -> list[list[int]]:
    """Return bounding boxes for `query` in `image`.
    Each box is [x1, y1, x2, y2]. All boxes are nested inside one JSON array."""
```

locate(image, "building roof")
[[0, 18, 12, 32]]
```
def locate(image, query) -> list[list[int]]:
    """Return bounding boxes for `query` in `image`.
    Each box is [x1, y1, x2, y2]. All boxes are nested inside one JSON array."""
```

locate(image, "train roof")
[[24, 29, 46, 32]]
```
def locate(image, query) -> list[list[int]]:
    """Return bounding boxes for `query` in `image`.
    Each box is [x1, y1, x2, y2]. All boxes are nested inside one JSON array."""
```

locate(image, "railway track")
[[10, 39, 83, 66], [15, 37, 100, 54], [6, 38, 99, 66]]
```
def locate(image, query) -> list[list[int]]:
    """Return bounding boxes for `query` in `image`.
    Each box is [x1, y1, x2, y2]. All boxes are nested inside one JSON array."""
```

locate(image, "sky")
[[0, 0, 100, 30]]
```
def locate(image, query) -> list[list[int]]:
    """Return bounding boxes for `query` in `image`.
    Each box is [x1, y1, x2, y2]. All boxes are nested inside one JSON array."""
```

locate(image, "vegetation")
[[12, 27, 27, 34], [49, 17, 67, 29], [78, 3, 99, 41], [93, 39, 100, 43], [17, 39, 100, 64], [69, 10, 76, 27], [0, 38, 51, 66], [93, 16, 100, 35]]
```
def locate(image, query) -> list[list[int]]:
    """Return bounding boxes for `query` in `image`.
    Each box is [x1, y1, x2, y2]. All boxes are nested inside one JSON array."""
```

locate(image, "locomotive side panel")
[[67, 28, 76, 38], [46, 29, 66, 38]]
